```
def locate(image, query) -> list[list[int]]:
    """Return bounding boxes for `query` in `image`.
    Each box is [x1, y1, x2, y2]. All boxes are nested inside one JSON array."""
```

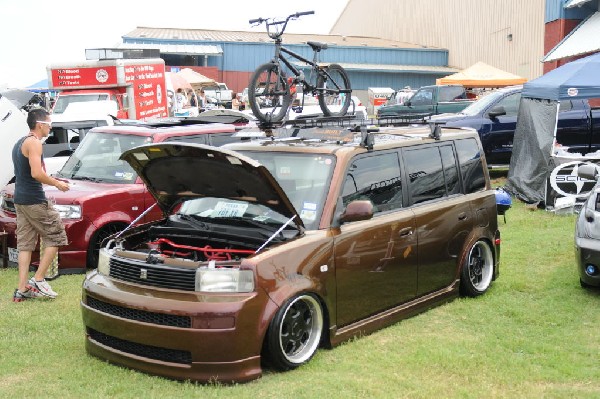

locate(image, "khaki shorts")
[[15, 201, 68, 251]]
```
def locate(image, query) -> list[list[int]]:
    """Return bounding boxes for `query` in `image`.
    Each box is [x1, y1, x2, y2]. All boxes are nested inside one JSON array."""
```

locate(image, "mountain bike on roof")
[[248, 11, 352, 124]]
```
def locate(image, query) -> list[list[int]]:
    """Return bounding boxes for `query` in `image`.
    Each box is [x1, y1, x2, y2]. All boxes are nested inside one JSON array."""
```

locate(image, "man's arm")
[[24, 138, 69, 192]]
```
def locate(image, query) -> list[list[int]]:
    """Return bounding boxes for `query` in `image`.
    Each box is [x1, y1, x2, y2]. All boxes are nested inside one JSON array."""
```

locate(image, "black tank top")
[[12, 135, 46, 205]]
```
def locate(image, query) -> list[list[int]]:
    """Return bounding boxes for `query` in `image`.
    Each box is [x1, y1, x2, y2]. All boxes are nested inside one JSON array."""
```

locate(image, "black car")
[[430, 86, 600, 166]]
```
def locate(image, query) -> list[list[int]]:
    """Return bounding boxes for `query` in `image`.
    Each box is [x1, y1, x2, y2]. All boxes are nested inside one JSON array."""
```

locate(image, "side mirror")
[[578, 164, 599, 181], [488, 105, 506, 118], [340, 200, 374, 224], [404, 101, 411, 106]]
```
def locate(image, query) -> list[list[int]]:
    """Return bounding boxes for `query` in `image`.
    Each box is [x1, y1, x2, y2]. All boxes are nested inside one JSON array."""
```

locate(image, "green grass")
[[1, 195, 600, 398]]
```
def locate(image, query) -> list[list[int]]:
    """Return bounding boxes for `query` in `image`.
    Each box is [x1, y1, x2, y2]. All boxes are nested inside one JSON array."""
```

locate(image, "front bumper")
[[575, 236, 600, 287], [0, 210, 89, 271], [81, 271, 275, 383]]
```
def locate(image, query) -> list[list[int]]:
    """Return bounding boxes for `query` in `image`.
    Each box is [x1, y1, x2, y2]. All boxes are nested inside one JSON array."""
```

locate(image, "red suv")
[[0, 111, 255, 274]]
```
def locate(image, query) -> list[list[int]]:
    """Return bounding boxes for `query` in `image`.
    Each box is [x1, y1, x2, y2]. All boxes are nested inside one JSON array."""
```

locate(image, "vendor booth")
[[436, 62, 527, 88], [505, 52, 600, 209]]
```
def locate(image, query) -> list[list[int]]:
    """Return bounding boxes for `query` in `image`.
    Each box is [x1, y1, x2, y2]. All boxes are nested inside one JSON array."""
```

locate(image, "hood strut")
[[255, 216, 297, 254], [115, 203, 157, 239]]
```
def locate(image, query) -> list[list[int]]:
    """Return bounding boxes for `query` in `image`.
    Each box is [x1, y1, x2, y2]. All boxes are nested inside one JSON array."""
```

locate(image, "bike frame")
[[271, 40, 347, 96]]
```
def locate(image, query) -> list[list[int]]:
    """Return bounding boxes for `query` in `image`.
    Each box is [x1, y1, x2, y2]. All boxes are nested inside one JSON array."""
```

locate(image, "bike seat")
[[307, 41, 328, 52]]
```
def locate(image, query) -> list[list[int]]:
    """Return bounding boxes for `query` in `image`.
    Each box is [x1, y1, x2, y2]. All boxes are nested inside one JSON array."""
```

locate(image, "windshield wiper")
[[176, 213, 211, 230], [70, 176, 102, 183]]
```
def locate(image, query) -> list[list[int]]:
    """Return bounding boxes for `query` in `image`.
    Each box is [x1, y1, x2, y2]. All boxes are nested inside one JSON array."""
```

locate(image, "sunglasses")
[[37, 120, 52, 127]]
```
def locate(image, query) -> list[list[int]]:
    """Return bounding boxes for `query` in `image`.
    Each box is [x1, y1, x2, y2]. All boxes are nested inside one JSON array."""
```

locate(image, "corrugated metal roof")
[[543, 11, 600, 61], [294, 62, 458, 74], [124, 27, 436, 50], [114, 42, 223, 55], [564, 0, 594, 8]]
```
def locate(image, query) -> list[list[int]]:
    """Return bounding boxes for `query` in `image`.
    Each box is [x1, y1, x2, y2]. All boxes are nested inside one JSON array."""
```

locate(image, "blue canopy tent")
[[505, 52, 600, 205], [26, 78, 50, 93]]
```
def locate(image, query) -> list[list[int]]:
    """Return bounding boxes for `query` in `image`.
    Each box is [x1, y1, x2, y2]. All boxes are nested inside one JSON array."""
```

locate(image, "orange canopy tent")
[[436, 61, 527, 88]]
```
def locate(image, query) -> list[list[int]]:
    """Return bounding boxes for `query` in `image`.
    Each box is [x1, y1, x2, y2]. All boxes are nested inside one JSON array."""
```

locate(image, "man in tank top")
[[11, 108, 70, 302]]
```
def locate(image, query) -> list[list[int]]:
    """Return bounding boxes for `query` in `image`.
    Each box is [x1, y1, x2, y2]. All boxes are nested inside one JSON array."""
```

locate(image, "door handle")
[[458, 212, 467, 221], [399, 227, 413, 236]]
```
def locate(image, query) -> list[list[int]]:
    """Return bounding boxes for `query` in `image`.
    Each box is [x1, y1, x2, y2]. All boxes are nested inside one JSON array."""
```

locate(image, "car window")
[[454, 138, 486, 193], [494, 92, 522, 117], [440, 145, 461, 195], [342, 152, 403, 213], [209, 133, 238, 147], [163, 134, 208, 145], [439, 86, 466, 102], [558, 100, 573, 112], [404, 146, 446, 204], [409, 88, 434, 106]]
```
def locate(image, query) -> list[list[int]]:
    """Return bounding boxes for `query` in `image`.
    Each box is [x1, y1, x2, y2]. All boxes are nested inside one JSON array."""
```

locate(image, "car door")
[[402, 144, 474, 296], [406, 87, 435, 115], [483, 91, 521, 165], [334, 151, 418, 327], [556, 100, 592, 154]]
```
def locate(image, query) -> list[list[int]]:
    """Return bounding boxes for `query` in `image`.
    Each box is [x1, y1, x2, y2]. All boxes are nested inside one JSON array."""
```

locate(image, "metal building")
[[332, 0, 600, 80], [331, 0, 547, 80], [118, 27, 459, 99]]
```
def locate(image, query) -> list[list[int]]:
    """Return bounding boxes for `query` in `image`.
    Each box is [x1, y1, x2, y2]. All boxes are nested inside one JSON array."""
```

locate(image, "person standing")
[[175, 88, 186, 114], [12, 108, 70, 302]]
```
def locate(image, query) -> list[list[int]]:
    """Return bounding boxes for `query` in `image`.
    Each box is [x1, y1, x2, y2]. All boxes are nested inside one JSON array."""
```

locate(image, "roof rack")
[[256, 113, 429, 133]]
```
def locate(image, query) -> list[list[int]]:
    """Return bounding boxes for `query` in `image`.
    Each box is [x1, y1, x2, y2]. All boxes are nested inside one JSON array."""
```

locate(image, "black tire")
[[459, 240, 494, 297], [86, 223, 127, 268], [317, 64, 352, 117], [264, 293, 324, 371], [248, 63, 291, 123]]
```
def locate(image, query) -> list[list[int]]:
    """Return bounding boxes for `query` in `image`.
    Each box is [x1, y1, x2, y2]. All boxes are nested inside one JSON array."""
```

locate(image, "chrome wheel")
[[265, 293, 324, 370], [460, 240, 494, 297]]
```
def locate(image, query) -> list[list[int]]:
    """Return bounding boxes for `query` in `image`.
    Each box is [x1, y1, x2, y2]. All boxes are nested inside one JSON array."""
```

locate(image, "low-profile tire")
[[263, 293, 324, 371], [86, 223, 127, 269], [580, 278, 595, 289], [460, 240, 494, 297]]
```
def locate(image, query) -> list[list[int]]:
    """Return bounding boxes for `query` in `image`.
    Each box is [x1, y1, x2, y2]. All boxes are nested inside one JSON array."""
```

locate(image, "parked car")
[[377, 84, 475, 119], [430, 86, 600, 166], [81, 122, 501, 383], [0, 111, 256, 273], [575, 163, 600, 288]]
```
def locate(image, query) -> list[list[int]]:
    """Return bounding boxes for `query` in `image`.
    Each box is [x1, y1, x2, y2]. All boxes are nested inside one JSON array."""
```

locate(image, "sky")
[[0, 0, 349, 89]]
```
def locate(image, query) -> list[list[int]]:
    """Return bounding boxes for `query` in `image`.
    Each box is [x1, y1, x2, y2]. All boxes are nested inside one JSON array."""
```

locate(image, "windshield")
[[179, 152, 335, 230], [459, 90, 509, 116], [53, 94, 109, 114], [58, 132, 150, 183]]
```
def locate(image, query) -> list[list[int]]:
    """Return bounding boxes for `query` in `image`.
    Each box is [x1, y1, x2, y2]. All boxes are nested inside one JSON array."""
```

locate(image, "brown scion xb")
[[81, 123, 501, 383]]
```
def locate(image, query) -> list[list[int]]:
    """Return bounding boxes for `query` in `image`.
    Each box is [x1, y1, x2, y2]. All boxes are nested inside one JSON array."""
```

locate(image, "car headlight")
[[97, 248, 112, 275], [53, 204, 82, 219], [195, 268, 254, 292]]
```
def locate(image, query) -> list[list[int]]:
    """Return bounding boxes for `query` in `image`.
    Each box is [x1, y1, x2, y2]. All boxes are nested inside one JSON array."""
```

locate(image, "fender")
[[85, 211, 133, 243]]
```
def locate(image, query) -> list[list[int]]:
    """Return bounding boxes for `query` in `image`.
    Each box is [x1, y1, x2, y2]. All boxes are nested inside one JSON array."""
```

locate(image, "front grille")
[[88, 328, 192, 364], [87, 296, 191, 328], [109, 255, 196, 291]]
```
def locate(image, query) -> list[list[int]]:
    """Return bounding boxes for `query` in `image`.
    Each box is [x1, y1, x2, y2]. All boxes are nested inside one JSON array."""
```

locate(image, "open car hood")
[[120, 143, 304, 229]]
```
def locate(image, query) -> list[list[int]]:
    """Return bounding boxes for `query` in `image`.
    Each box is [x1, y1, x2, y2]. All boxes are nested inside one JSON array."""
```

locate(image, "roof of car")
[[225, 124, 480, 155]]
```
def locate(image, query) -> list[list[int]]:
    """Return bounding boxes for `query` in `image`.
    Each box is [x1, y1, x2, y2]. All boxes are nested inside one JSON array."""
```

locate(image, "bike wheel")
[[248, 63, 291, 123], [317, 64, 352, 117]]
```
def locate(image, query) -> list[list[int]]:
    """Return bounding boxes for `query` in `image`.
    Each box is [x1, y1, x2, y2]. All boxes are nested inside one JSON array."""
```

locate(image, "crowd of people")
[[167, 87, 244, 117]]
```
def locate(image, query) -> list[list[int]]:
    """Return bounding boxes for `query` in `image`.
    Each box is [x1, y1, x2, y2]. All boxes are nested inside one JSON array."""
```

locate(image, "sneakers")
[[28, 277, 58, 299], [12, 285, 43, 302]]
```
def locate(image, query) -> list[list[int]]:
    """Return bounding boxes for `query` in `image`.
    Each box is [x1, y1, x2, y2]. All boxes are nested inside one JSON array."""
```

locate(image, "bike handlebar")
[[249, 10, 315, 27]]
